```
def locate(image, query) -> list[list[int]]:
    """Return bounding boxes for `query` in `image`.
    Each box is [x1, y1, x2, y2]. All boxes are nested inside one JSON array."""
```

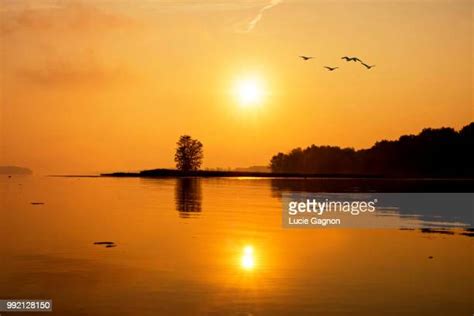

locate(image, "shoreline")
[[102, 169, 383, 179], [95, 169, 474, 180]]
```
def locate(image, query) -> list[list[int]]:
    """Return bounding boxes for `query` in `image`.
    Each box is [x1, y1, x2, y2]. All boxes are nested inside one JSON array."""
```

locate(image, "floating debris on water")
[[420, 228, 454, 235], [93, 241, 117, 248], [460, 230, 474, 237]]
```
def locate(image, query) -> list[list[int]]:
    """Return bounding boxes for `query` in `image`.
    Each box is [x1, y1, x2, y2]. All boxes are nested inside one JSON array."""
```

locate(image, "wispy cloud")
[[137, 0, 284, 32], [138, 0, 263, 12], [141, 0, 284, 32], [0, 0, 62, 12], [239, 0, 282, 32], [0, 2, 137, 35], [17, 58, 130, 87], [1, 1, 284, 33]]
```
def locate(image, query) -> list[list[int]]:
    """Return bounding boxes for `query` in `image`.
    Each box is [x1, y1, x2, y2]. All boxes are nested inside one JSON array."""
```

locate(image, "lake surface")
[[0, 176, 472, 315]]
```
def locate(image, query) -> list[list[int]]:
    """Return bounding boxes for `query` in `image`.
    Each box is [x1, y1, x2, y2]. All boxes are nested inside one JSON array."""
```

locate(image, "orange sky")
[[0, 0, 472, 174]]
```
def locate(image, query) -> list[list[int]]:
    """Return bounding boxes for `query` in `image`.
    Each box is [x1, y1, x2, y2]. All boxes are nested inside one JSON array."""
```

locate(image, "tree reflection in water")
[[175, 178, 202, 218]]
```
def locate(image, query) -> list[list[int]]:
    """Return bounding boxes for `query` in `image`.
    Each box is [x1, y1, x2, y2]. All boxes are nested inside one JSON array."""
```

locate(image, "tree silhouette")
[[269, 122, 473, 177], [174, 135, 203, 171]]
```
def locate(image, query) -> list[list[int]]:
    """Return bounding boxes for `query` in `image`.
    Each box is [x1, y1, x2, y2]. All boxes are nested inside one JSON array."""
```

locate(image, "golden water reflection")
[[0, 176, 472, 316], [240, 245, 255, 270]]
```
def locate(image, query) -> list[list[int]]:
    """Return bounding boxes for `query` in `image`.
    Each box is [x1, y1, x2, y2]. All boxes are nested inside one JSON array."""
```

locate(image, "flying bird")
[[361, 62, 375, 69], [299, 56, 314, 61], [341, 56, 362, 62], [324, 66, 338, 71]]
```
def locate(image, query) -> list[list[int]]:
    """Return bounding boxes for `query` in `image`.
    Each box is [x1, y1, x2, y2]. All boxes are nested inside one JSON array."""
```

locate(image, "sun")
[[234, 77, 265, 107]]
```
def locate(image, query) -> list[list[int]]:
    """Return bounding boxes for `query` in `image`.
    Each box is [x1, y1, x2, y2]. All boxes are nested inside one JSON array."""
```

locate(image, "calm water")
[[0, 176, 472, 315]]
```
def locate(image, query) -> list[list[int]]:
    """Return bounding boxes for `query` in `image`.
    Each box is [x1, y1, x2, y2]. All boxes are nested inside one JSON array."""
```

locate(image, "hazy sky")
[[1, 0, 472, 174]]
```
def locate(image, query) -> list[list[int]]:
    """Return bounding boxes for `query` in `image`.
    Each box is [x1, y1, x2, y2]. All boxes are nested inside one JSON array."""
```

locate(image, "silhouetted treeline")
[[0, 166, 32, 175], [270, 123, 473, 177]]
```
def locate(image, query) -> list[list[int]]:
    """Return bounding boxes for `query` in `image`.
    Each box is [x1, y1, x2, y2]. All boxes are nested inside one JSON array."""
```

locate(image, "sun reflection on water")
[[241, 245, 255, 270]]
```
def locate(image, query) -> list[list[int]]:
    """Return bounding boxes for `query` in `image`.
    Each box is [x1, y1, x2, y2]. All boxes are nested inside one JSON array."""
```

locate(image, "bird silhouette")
[[324, 66, 338, 71], [299, 56, 314, 61], [361, 62, 375, 69], [341, 56, 362, 62]]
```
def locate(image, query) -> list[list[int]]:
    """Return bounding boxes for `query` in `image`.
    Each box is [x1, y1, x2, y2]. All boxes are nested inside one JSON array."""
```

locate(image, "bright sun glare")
[[234, 78, 264, 107], [241, 245, 255, 270]]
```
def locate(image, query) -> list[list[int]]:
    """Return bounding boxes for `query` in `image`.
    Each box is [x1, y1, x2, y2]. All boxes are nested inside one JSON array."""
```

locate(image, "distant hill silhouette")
[[270, 123, 473, 178], [0, 166, 32, 175], [235, 166, 271, 173]]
